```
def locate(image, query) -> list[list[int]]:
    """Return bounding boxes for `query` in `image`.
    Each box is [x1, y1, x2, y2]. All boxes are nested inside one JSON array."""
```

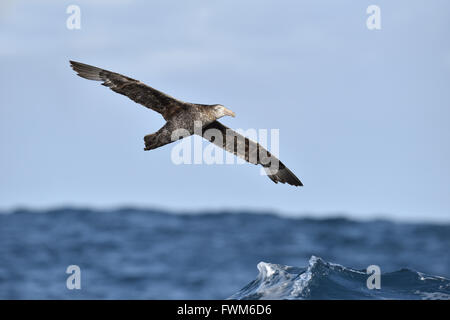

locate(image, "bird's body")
[[70, 60, 303, 186]]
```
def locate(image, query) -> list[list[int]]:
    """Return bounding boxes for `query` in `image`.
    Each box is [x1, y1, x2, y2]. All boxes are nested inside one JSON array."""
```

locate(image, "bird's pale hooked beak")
[[225, 107, 236, 118]]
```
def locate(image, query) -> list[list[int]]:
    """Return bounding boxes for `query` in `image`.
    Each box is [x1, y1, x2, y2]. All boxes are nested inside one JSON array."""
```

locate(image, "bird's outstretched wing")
[[69, 60, 187, 120], [201, 121, 303, 186]]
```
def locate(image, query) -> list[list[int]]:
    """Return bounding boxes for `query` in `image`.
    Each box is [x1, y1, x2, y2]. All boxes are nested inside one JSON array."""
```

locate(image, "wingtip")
[[69, 60, 104, 81], [285, 179, 303, 187], [265, 164, 303, 187], [69, 60, 79, 67], [293, 176, 303, 187]]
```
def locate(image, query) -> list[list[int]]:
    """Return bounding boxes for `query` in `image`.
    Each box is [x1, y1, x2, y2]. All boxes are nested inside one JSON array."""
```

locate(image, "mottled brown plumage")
[[70, 60, 302, 186], [202, 121, 302, 186]]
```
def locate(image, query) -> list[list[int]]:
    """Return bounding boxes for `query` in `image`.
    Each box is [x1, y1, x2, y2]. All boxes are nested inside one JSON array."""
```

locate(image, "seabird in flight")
[[69, 60, 302, 186]]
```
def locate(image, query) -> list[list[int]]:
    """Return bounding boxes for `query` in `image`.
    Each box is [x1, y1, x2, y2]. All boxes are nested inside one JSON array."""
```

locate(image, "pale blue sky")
[[1, 0, 449, 222]]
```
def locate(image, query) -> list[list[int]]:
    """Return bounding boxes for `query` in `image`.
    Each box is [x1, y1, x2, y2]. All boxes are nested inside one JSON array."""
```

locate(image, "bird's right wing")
[[70, 60, 187, 120], [201, 121, 303, 186]]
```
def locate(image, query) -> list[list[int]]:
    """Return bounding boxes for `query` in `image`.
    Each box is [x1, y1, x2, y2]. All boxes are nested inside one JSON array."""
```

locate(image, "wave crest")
[[229, 256, 450, 300]]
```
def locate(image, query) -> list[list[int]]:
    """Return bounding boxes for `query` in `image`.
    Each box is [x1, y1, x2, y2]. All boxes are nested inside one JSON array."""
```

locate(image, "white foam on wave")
[[253, 262, 299, 300], [230, 255, 450, 300], [257, 262, 276, 278]]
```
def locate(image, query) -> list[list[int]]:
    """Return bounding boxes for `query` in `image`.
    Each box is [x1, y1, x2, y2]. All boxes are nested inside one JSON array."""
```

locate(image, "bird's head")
[[213, 104, 235, 119]]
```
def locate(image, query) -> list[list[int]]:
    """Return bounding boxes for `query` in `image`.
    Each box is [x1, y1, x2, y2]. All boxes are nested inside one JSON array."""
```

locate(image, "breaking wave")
[[229, 256, 450, 300]]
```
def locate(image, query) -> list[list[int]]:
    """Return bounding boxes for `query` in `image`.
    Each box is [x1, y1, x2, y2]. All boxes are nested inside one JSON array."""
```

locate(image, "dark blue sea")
[[0, 208, 449, 299]]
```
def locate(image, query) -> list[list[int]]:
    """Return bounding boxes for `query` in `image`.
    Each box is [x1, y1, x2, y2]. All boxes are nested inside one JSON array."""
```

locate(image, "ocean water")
[[0, 208, 449, 299]]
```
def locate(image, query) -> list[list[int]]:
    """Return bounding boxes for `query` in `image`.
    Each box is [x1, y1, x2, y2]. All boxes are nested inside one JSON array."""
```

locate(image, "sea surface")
[[0, 208, 449, 299]]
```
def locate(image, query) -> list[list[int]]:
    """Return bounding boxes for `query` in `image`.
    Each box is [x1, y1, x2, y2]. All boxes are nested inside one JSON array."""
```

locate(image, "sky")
[[1, 0, 449, 222]]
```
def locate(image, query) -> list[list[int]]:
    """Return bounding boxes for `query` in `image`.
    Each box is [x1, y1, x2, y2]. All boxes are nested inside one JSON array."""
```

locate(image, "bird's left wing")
[[70, 60, 187, 120], [201, 121, 303, 186]]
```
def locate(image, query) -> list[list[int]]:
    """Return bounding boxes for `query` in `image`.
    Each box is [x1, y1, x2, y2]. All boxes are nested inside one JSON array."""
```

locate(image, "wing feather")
[[201, 121, 303, 186], [69, 60, 186, 119]]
